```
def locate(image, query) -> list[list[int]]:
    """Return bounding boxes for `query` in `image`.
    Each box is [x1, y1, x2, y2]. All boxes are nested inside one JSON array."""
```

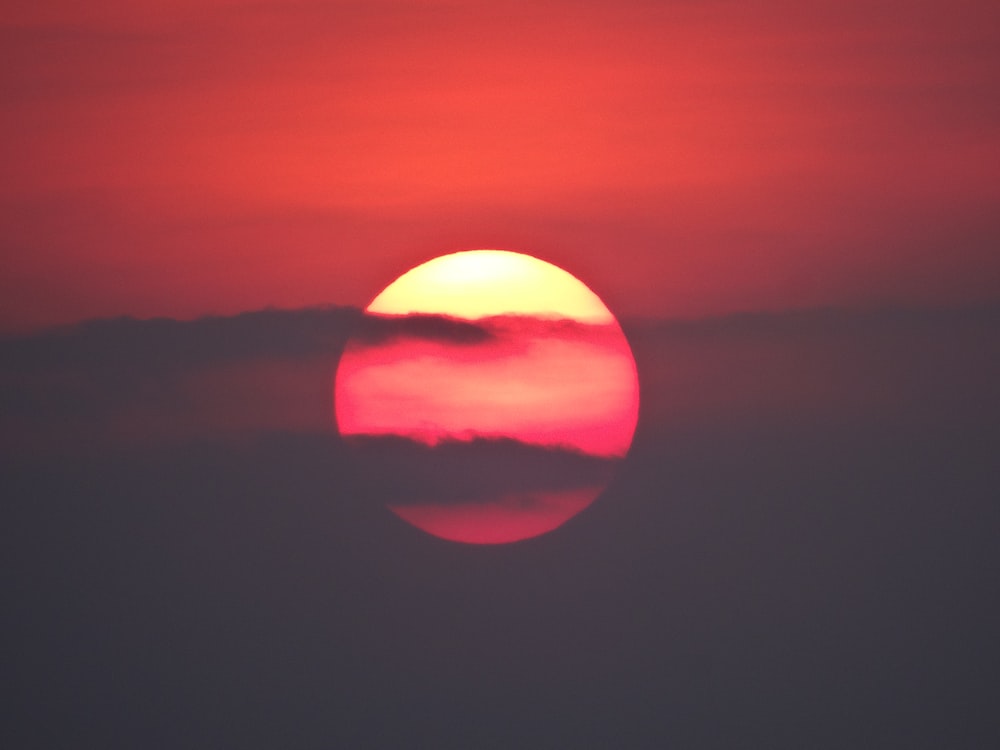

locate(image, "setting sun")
[[335, 250, 639, 544]]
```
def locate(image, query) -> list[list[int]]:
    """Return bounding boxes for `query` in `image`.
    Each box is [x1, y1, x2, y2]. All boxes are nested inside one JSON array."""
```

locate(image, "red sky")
[[2, 0, 998, 332]]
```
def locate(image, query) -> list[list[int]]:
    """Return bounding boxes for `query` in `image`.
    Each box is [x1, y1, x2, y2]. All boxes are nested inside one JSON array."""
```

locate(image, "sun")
[[334, 249, 639, 545], [366, 249, 615, 324]]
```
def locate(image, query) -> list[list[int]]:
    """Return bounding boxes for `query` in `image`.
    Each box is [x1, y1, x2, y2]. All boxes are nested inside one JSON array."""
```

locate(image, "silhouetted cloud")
[[0, 306, 496, 374], [343, 434, 617, 505], [625, 304, 1000, 340], [624, 304, 1000, 434], [2, 303, 998, 460], [350, 312, 493, 346], [0, 307, 500, 456]]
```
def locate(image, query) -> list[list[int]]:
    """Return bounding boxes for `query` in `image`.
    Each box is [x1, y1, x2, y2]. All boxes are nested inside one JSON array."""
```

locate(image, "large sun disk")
[[334, 249, 638, 545]]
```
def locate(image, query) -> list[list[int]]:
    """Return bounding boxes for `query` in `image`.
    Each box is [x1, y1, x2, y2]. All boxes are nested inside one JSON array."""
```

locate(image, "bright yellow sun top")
[[366, 250, 615, 324]]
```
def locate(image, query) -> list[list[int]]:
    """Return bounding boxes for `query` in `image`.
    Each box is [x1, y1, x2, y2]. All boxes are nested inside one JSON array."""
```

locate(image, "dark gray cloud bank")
[[344, 434, 617, 505], [2, 304, 998, 748]]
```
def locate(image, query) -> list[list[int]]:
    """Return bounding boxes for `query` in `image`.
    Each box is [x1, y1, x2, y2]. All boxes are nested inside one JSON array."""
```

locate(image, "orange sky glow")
[[1, 0, 998, 332]]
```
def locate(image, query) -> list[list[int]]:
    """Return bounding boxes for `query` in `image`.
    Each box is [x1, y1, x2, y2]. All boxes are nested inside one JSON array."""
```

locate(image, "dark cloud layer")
[[0, 305, 494, 374], [3, 408, 997, 748], [2, 303, 998, 748], [3, 302, 998, 458], [351, 312, 493, 346], [344, 434, 616, 505], [0, 307, 499, 457]]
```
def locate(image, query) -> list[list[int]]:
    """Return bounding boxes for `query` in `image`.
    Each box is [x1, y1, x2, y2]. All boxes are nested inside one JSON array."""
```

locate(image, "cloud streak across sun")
[[337, 250, 638, 458], [336, 314, 638, 458], [334, 250, 639, 542]]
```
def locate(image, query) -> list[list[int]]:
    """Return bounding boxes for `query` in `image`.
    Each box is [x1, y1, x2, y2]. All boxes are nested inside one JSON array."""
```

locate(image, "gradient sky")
[[4, 5, 999, 743], [2, 0, 998, 331]]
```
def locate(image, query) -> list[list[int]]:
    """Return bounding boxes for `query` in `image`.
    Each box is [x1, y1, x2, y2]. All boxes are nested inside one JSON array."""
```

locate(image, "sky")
[[2, 2, 999, 747], [2, 0, 999, 331]]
